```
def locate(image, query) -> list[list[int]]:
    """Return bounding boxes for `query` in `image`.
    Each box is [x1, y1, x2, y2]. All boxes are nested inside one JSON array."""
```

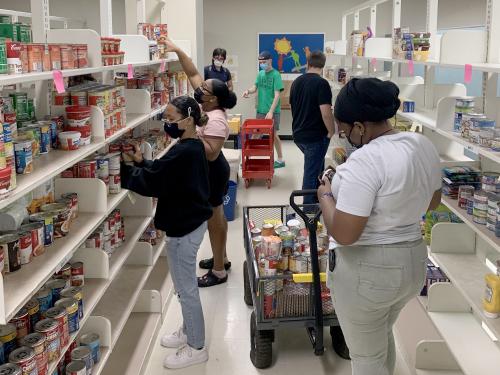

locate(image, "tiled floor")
[[143, 141, 412, 375]]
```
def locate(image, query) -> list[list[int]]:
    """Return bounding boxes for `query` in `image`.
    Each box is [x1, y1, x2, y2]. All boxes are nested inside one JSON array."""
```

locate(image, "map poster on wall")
[[258, 33, 325, 74]]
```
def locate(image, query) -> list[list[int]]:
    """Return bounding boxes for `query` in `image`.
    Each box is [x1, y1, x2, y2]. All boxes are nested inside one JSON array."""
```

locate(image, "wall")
[[203, 0, 366, 136]]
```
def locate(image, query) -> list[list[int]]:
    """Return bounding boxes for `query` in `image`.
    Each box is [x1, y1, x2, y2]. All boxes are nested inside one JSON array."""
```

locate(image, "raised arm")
[[165, 38, 203, 89]]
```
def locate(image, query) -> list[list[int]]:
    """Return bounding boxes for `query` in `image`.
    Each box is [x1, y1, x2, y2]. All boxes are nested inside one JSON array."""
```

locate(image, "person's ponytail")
[[211, 79, 238, 110]]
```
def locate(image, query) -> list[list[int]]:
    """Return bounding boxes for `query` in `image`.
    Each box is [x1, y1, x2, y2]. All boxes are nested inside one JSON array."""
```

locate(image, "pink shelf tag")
[[371, 57, 377, 66], [52, 70, 65, 94], [160, 60, 166, 73], [351, 56, 356, 66], [408, 60, 414, 75], [127, 64, 134, 79], [464, 64, 472, 84]]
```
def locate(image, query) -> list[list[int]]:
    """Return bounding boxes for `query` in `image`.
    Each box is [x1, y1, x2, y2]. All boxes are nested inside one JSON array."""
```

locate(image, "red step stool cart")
[[241, 119, 274, 189]]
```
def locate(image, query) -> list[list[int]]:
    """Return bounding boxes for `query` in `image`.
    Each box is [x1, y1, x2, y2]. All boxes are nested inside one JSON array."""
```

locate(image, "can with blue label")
[[60, 287, 84, 320], [13, 136, 33, 174], [29, 212, 54, 247], [0, 323, 17, 359], [45, 279, 67, 303], [35, 287, 52, 314], [54, 298, 79, 334], [37, 123, 51, 154], [80, 332, 100, 364], [2, 123, 12, 143]]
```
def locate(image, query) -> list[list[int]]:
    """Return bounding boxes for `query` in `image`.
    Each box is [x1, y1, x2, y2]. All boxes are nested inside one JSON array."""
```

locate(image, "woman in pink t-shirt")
[[166, 38, 237, 287]]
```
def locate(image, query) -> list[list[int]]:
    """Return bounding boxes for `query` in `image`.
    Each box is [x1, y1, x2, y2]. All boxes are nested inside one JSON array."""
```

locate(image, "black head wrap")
[[334, 78, 401, 124]]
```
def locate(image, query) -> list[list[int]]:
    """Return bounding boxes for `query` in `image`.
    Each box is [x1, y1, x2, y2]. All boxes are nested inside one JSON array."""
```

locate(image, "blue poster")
[[258, 33, 325, 74]]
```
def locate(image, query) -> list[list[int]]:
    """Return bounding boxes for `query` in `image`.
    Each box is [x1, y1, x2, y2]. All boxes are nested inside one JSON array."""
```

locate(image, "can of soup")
[[65, 360, 86, 375], [35, 288, 52, 314], [20, 333, 47, 375], [70, 346, 93, 374], [0, 234, 20, 273], [60, 287, 84, 321], [0, 323, 17, 358], [8, 347, 37, 375], [0, 363, 22, 374], [79, 332, 100, 364], [20, 223, 44, 257], [17, 231, 32, 265], [24, 299, 40, 334], [10, 308, 29, 343], [34, 319, 60, 363], [43, 307, 68, 348]]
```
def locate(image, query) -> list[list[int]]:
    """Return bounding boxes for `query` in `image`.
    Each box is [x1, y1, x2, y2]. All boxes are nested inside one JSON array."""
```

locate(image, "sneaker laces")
[[172, 326, 184, 339], [176, 344, 193, 358]]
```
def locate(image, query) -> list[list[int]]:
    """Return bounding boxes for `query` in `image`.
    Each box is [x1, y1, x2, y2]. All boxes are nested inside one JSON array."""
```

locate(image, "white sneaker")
[[161, 327, 188, 348], [163, 344, 208, 369]]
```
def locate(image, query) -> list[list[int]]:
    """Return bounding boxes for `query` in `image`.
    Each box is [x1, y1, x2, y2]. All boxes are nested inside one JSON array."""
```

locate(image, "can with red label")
[[109, 174, 121, 194], [8, 346, 37, 375], [71, 262, 84, 287], [20, 333, 48, 375], [10, 308, 30, 343], [20, 223, 44, 257], [17, 231, 32, 265], [43, 307, 68, 348], [56, 262, 72, 281], [64, 340, 77, 364], [61, 192, 78, 220], [85, 232, 102, 249], [77, 160, 96, 178], [34, 319, 60, 363], [6, 41, 22, 75]]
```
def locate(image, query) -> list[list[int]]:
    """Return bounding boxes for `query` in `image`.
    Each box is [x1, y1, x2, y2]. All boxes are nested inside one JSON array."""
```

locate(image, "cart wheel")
[[245, 179, 250, 188], [250, 311, 273, 369], [266, 179, 272, 189], [243, 261, 253, 306], [331, 325, 350, 360]]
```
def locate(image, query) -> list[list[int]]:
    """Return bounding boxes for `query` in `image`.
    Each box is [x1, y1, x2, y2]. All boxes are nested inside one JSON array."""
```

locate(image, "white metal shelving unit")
[[0, 0, 193, 373], [329, 0, 500, 374]]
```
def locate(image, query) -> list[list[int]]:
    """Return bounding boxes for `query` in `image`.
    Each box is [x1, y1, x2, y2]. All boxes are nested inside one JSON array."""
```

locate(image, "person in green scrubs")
[[243, 51, 286, 168]]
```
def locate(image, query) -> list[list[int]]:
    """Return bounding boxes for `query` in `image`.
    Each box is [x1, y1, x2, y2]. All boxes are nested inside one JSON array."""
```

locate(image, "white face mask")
[[213, 60, 224, 68]]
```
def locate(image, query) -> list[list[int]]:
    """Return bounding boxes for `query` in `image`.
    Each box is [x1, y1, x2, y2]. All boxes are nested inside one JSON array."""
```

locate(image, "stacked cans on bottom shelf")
[[248, 217, 334, 320], [0, 262, 90, 374]]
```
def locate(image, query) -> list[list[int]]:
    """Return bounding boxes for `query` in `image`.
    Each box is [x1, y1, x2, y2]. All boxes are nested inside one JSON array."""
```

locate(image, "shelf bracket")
[[370, 5, 377, 37], [100, 0, 113, 37], [392, 0, 402, 30], [354, 11, 360, 30]]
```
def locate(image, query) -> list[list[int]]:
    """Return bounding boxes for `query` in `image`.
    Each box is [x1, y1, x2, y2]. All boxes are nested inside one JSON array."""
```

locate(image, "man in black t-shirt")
[[290, 51, 335, 204]]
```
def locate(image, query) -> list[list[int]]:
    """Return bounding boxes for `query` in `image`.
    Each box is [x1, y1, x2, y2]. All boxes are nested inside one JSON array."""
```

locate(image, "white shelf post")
[[30, 0, 50, 43], [424, 66, 436, 109], [342, 15, 347, 40], [354, 11, 360, 30], [392, 0, 402, 30], [100, 0, 113, 37], [137, 0, 146, 24], [370, 5, 377, 36], [426, 0, 438, 37], [487, 0, 500, 63]]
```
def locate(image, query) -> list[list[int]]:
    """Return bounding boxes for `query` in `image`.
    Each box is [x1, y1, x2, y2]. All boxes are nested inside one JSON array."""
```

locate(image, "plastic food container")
[[58, 131, 81, 151]]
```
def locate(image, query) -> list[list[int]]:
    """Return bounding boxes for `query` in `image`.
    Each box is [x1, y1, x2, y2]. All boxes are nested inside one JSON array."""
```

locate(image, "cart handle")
[[292, 273, 327, 283], [289, 189, 322, 224]]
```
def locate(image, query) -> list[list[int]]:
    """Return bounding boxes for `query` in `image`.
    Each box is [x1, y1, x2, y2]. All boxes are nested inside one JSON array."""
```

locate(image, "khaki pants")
[[327, 239, 427, 375]]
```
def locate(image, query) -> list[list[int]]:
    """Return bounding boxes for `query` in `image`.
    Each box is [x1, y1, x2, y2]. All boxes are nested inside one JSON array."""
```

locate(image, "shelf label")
[[127, 64, 134, 79], [52, 70, 65, 94], [408, 60, 414, 75], [464, 64, 472, 84], [465, 144, 479, 155], [160, 60, 166, 73]]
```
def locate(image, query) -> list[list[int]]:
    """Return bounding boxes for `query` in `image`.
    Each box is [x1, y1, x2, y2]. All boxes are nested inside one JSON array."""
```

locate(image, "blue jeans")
[[166, 222, 207, 349], [295, 137, 331, 205]]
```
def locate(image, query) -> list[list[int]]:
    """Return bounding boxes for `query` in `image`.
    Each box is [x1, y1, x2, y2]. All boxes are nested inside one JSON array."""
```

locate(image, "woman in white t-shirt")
[[318, 78, 442, 375]]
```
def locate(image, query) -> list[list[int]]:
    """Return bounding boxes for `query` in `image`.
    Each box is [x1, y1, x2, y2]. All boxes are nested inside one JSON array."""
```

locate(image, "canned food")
[[45, 279, 67, 302], [36, 288, 52, 314], [0, 234, 20, 273], [17, 231, 32, 265], [37, 123, 51, 154], [70, 346, 93, 373], [77, 160, 96, 178], [40, 204, 70, 238], [10, 308, 29, 343], [29, 212, 54, 247], [24, 299, 40, 334], [43, 306, 68, 348], [0, 323, 17, 358], [26, 44, 43, 73], [261, 224, 274, 237], [34, 319, 60, 363], [56, 263, 72, 281], [54, 298, 79, 334], [20, 333, 47, 375], [20, 223, 44, 257], [60, 45, 76, 70], [71, 262, 84, 287], [8, 347, 36, 375], [60, 287, 84, 321], [65, 360, 86, 375], [0, 363, 22, 374], [48, 45, 61, 70], [14, 137, 33, 174], [61, 193, 78, 220], [79, 332, 100, 364]]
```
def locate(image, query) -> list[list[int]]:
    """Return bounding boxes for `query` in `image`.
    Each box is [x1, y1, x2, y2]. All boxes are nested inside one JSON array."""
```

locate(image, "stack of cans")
[[473, 191, 488, 225], [458, 185, 475, 209], [487, 193, 500, 231]]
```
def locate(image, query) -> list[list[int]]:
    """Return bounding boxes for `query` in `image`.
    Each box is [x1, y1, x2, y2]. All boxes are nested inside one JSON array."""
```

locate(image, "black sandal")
[[198, 270, 228, 288], [198, 257, 232, 271]]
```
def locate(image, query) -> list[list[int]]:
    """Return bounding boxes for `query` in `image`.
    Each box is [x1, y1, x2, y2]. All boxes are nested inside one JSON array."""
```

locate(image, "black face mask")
[[163, 120, 186, 139], [194, 87, 205, 104], [346, 125, 363, 149]]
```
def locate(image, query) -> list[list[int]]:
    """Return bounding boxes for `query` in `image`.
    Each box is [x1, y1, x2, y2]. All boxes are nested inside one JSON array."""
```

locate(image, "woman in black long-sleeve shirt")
[[121, 96, 212, 370]]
